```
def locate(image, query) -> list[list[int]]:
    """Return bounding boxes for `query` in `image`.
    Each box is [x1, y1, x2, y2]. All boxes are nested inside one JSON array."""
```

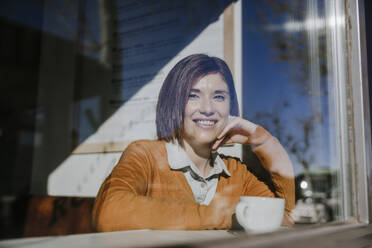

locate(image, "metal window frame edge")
[[345, 0, 372, 224]]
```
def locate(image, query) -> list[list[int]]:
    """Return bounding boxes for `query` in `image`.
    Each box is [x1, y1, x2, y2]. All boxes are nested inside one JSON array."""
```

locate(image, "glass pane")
[[1, 0, 362, 241], [242, 0, 350, 224]]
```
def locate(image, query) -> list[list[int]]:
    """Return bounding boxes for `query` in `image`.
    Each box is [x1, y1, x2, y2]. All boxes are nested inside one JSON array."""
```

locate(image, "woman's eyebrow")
[[189, 89, 229, 94], [215, 90, 229, 95], [190, 89, 200, 93]]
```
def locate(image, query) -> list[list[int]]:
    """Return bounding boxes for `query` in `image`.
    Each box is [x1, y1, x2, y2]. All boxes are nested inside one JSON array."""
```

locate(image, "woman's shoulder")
[[124, 139, 165, 153], [118, 139, 166, 163], [129, 139, 164, 147]]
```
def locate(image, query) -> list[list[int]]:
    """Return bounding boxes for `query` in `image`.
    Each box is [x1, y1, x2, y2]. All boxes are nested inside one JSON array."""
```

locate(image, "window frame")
[[346, 0, 372, 224]]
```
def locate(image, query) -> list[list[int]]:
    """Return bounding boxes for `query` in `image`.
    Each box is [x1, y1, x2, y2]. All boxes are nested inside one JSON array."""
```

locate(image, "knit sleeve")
[[250, 126, 295, 224], [92, 141, 233, 231]]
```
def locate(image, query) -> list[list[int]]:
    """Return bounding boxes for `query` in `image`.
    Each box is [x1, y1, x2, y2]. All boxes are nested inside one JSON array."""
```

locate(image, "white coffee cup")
[[235, 196, 285, 234]]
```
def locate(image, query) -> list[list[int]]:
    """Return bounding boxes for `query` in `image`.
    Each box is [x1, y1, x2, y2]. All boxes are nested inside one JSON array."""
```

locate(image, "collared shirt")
[[165, 141, 231, 205]]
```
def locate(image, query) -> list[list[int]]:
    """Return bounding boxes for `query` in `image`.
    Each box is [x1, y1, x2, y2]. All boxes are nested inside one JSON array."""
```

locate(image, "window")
[[0, 0, 370, 243], [242, 0, 360, 224]]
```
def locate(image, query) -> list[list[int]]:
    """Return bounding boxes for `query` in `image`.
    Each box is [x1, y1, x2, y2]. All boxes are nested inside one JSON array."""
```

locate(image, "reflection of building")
[[292, 168, 337, 224]]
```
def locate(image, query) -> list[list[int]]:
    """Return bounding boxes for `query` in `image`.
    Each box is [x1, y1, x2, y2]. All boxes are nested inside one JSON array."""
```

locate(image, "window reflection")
[[0, 0, 358, 240], [242, 0, 346, 224]]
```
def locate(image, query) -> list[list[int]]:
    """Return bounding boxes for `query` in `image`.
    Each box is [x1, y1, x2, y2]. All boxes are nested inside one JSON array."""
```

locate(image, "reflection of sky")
[[242, 1, 330, 175]]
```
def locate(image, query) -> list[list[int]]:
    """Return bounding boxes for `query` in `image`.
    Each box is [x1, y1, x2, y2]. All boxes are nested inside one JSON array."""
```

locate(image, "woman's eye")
[[188, 93, 198, 99], [214, 95, 225, 101]]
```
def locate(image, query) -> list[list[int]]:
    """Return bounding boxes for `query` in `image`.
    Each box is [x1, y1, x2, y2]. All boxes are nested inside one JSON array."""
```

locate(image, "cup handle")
[[236, 203, 249, 231]]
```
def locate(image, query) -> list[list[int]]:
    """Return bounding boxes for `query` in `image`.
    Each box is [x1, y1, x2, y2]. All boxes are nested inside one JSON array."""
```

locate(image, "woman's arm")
[[92, 142, 233, 231], [250, 127, 295, 226], [212, 117, 295, 225]]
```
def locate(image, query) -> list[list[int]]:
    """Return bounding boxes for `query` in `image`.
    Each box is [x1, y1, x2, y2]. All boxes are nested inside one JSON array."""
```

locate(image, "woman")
[[92, 54, 295, 231]]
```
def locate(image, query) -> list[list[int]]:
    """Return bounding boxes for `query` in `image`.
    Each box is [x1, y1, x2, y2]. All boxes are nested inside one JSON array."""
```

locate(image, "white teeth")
[[197, 120, 215, 125]]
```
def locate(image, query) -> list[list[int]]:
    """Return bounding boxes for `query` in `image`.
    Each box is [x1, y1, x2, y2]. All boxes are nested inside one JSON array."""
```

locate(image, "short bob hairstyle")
[[156, 54, 239, 143]]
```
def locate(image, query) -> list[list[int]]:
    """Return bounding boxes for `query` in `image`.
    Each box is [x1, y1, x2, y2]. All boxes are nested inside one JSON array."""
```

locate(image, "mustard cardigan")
[[92, 127, 295, 231]]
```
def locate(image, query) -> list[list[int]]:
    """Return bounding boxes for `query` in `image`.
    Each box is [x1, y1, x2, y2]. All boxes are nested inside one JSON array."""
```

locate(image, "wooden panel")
[[224, 3, 235, 77], [24, 196, 95, 237], [72, 141, 131, 154]]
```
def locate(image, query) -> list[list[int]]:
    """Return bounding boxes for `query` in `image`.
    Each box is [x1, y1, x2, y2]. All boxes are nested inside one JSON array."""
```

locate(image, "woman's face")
[[183, 73, 230, 148]]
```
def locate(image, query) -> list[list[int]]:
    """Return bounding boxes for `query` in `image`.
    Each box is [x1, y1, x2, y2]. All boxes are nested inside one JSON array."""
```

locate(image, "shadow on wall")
[[28, 0, 235, 194], [0, 0, 235, 237]]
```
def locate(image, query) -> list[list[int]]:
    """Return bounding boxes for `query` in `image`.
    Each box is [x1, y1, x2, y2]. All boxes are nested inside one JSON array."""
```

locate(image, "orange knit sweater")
[[92, 128, 295, 231]]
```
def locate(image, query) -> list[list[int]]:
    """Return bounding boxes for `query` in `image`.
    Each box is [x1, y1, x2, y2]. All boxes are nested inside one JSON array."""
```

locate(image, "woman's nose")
[[199, 98, 214, 116]]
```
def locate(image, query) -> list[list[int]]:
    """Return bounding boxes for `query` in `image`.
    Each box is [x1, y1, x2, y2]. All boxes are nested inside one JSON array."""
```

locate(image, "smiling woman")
[[156, 54, 239, 144], [183, 74, 231, 156], [92, 54, 295, 231]]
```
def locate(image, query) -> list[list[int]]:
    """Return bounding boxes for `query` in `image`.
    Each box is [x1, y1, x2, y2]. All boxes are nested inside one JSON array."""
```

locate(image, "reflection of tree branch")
[[250, 0, 328, 97], [254, 100, 324, 221]]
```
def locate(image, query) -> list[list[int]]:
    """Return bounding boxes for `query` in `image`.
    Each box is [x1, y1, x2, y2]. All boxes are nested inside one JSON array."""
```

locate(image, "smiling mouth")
[[193, 119, 218, 128]]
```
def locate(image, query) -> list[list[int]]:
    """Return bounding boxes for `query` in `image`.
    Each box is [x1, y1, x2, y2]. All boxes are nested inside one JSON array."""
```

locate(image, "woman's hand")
[[212, 116, 295, 220], [211, 116, 260, 152]]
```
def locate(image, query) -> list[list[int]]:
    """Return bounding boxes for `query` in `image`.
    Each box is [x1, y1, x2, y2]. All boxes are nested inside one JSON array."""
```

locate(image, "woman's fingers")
[[212, 117, 239, 151], [211, 134, 226, 151], [211, 134, 233, 152], [244, 120, 258, 134], [213, 117, 259, 151], [217, 116, 239, 140]]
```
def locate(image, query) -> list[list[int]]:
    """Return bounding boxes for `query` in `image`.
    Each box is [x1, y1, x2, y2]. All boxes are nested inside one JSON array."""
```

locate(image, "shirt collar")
[[165, 140, 231, 178]]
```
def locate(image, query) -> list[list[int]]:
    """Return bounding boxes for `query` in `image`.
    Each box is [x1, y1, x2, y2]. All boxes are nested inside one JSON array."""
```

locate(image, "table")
[[1, 224, 372, 248], [0, 230, 237, 248]]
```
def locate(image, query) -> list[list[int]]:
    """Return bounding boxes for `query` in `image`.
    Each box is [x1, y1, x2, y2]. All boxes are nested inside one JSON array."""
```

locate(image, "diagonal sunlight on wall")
[[43, 1, 241, 197]]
